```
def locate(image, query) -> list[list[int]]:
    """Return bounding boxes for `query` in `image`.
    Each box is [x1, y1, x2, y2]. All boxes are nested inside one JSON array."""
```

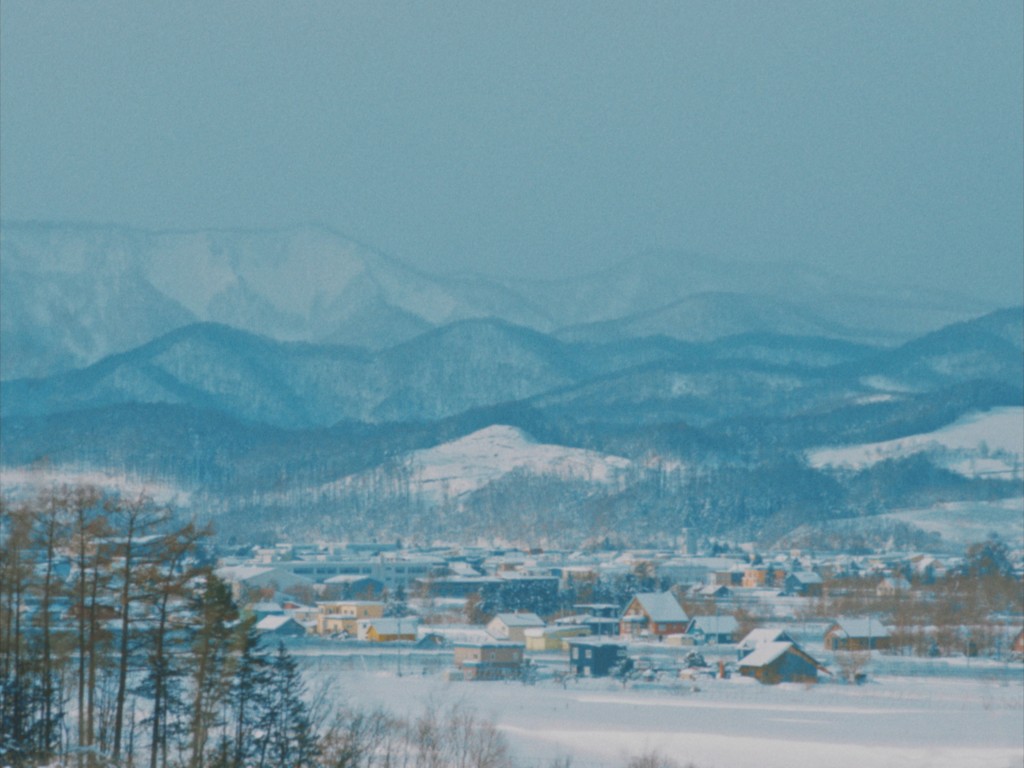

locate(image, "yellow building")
[[523, 626, 591, 652], [358, 617, 419, 642], [315, 600, 384, 636]]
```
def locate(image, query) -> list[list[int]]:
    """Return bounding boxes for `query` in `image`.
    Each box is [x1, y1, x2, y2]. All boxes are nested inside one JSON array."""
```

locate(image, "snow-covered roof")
[[492, 612, 545, 628], [830, 617, 891, 639], [738, 641, 797, 668], [631, 592, 688, 623], [256, 615, 301, 632], [323, 574, 382, 584], [789, 571, 823, 584], [691, 583, 731, 596], [217, 565, 273, 581], [737, 627, 793, 649], [453, 640, 525, 649], [688, 615, 739, 635]]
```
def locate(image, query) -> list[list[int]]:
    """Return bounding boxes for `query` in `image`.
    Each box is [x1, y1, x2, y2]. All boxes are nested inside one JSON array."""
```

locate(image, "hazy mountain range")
[[1, 221, 1020, 546], [0, 222, 993, 381]]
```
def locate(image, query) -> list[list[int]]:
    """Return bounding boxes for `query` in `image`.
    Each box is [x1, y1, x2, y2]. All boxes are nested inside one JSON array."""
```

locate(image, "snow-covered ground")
[[297, 647, 1024, 768], [316, 425, 633, 504], [881, 497, 1024, 548], [406, 425, 632, 501], [808, 407, 1024, 479], [0, 466, 188, 506]]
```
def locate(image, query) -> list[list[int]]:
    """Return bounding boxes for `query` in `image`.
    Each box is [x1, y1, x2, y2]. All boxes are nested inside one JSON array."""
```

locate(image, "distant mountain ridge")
[[3, 221, 1019, 545], [0, 221, 996, 380], [2, 308, 1020, 545], [4, 309, 1020, 432]]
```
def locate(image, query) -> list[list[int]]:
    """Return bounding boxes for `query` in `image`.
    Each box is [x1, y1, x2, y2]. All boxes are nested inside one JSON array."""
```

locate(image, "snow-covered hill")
[[318, 425, 632, 505], [808, 407, 1024, 479], [406, 425, 632, 500]]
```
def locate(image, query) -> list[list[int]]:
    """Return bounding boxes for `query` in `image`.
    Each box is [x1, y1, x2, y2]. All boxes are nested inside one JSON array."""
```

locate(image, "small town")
[[220, 532, 1024, 681]]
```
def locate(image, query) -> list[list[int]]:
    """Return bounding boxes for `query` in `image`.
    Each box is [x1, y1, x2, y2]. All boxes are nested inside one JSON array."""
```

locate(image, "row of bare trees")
[[1, 486, 317, 768]]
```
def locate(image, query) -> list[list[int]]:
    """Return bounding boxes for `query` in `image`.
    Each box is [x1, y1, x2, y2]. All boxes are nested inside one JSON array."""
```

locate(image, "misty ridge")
[[0, 221, 999, 381], [1, 221, 1020, 548]]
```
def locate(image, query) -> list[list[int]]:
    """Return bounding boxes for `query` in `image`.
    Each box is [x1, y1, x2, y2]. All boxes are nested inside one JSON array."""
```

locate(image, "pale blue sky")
[[1, 1, 1021, 302]]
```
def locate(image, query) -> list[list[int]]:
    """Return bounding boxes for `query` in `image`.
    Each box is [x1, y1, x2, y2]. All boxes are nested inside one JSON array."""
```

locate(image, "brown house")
[[453, 642, 525, 680], [824, 617, 892, 651], [741, 567, 769, 589], [620, 592, 688, 638]]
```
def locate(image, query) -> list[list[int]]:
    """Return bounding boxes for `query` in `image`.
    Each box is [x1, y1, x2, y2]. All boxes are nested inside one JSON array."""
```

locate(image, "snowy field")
[[0, 466, 188, 506], [881, 497, 1024, 548], [807, 406, 1024, 478], [294, 646, 1024, 768]]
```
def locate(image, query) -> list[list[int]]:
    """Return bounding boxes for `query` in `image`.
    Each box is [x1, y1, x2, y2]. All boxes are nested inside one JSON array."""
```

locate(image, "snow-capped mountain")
[[0, 222, 550, 379], [0, 221, 994, 381]]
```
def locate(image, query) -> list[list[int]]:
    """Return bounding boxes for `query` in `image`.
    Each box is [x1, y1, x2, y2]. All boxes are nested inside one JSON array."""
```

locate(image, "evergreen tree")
[[214, 619, 273, 768], [188, 574, 239, 768], [259, 643, 317, 768]]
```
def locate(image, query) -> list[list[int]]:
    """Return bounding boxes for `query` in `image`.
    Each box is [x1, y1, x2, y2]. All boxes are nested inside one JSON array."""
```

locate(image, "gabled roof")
[[255, 615, 302, 632], [738, 641, 794, 668], [739, 641, 827, 673], [829, 617, 891, 639], [687, 615, 738, 635], [629, 592, 688, 623], [737, 627, 793, 649]]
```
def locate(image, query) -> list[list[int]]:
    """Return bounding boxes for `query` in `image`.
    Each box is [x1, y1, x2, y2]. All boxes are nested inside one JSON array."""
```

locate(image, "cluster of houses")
[[215, 540, 1024, 686]]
